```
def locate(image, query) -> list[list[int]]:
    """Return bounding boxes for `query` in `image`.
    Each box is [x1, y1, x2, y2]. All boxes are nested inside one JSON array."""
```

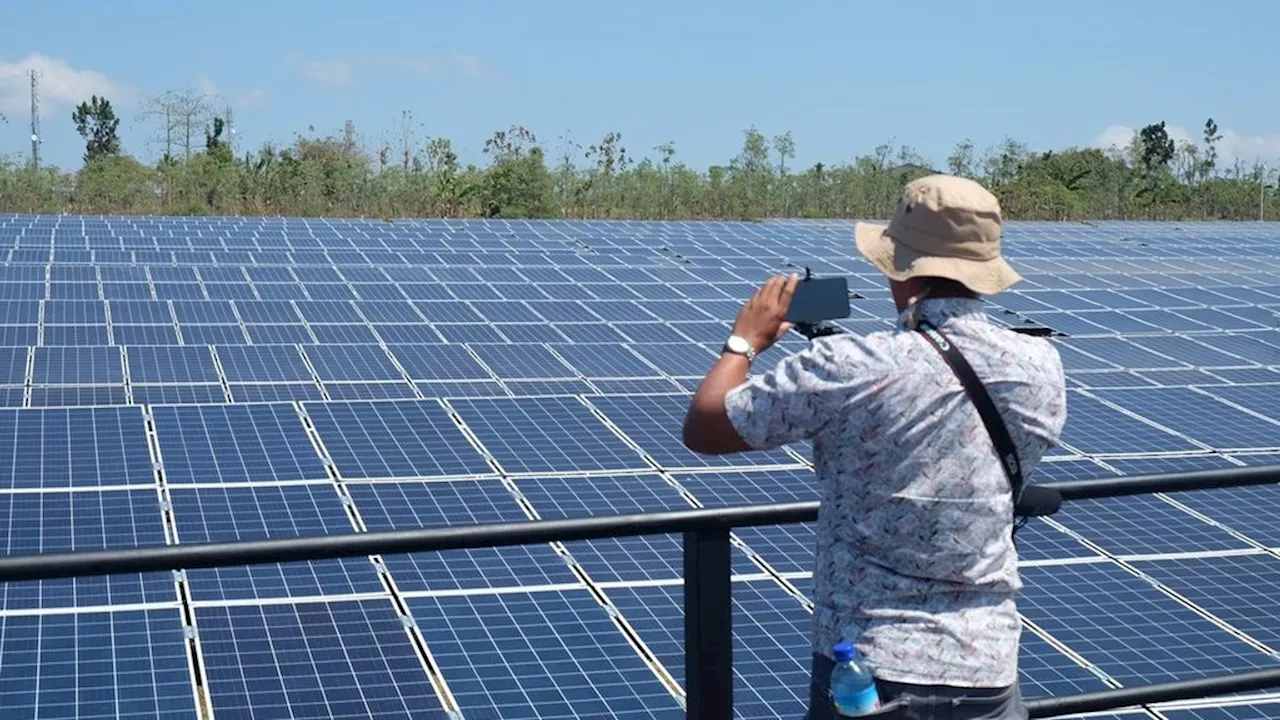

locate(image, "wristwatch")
[[722, 334, 756, 362]]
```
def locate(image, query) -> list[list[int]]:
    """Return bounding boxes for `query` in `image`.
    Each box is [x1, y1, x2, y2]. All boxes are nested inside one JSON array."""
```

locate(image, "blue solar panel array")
[[1, 213, 1279, 719]]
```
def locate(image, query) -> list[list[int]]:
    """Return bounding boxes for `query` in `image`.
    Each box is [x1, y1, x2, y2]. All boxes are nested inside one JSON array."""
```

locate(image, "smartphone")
[[785, 276, 851, 324]]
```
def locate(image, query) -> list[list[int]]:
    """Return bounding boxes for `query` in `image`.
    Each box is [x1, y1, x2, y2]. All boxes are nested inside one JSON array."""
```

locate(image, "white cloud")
[[0, 53, 135, 116], [1217, 129, 1280, 163], [236, 88, 266, 108], [1091, 123, 1280, 165], [288, 53, 352, 87]]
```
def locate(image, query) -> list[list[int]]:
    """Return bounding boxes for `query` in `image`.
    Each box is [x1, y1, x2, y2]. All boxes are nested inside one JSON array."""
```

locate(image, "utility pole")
[[29, 69, 41, 170], [1262, 164, 1269, 222], [225, 105, 235, 155], [402, 110, 412, 171], [1259, 161, 1267, 222]]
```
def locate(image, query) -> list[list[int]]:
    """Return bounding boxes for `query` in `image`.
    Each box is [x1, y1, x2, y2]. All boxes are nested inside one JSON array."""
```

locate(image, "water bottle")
[[829, 642, 881, 717]]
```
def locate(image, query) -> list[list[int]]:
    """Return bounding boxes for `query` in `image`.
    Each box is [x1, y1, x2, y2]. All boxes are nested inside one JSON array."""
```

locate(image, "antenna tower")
[[29, 69, 41, 170]]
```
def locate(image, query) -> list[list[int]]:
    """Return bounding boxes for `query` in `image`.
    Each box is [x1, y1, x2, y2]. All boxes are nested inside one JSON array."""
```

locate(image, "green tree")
[[1202, 118, 1222, 179], [1138, 122, 1176, 176], [71, 95, 122, 164], [205, 116, 235, 165], [477, 126, 557, 218], [424, 137, 464, 216], [947, 140, 976, 178]]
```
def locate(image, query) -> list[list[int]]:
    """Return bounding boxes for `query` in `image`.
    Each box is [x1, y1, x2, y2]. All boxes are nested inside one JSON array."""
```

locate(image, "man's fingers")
[[778, 273, 799, 307], [767, 273, 788, 303], [752, 275, 777, 303]]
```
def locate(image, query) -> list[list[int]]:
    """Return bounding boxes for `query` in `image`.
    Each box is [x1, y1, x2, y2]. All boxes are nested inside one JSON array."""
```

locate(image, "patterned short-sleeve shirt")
[[724, 297, 1067, 688]]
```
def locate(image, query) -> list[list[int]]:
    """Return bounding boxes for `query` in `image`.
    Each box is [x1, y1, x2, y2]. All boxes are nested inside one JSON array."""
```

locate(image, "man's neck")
[[895, 291, 980, 314]]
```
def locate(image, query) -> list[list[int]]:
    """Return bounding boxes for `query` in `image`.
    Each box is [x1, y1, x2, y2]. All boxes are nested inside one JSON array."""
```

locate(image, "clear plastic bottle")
[[829, 642, 881, 717]]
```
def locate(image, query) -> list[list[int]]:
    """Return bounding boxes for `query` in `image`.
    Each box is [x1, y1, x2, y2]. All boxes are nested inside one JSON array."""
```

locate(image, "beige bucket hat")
[[854, 174, 1021, 295]]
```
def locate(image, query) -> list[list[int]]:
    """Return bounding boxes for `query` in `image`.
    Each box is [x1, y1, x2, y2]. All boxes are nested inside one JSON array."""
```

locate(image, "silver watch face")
[[726, 335, 751, 354]]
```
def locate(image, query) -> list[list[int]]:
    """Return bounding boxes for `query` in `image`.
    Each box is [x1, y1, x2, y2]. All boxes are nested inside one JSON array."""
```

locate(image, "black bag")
[[913, 320, 1061, 535]]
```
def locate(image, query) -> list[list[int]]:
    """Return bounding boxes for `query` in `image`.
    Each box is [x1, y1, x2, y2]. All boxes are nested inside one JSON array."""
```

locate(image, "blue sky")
[[3, 0, 1278, 173]]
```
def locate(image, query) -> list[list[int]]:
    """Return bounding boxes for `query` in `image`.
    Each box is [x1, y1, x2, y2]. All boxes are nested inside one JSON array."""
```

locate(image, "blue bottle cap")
[[833, 642, 854, 662]]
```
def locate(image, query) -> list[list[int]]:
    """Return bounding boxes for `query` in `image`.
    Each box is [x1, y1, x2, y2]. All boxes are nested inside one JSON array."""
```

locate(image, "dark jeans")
[[805, 653, 1027, 720]]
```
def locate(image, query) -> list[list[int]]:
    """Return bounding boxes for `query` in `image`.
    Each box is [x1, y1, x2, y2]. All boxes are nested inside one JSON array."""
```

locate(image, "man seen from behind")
[[682, 175, 1068, 719]]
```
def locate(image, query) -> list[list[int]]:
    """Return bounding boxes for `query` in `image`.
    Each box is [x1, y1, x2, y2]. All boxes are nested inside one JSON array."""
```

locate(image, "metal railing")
[[1, 465, 1279, 719]]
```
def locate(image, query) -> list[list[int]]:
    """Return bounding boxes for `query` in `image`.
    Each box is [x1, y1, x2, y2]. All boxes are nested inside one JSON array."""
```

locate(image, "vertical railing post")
[[684, 527, 732, 720]]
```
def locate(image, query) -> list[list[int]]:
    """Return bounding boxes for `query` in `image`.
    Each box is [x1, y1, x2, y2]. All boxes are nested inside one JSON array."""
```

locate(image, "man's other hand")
[[732, 273, 798, 352]]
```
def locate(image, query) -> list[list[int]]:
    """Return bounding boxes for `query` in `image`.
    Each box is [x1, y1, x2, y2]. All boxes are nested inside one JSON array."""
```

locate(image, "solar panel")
[[1135, 555, 1280, 650], [0, 348, 28, 386], [1051, 495, 1255, 556], [32, 346, 123, 385], [303, 344, 404, 382], [349, 480, 577, 590], [126, 346, 219, 384], [1018, 563, 1280, 687], [514, 473, 758, 581], [0, 407, 153, 488], [406, 590, 685, 719], [382, 344, 491, 381], [0, 489, 174, 610], [606, 580, 813, 718], [0, 608, 197, 718], [587, 394, 803, 470], [169, 483, 383, 600], [1160, 704, 1280, 719], [1095, 387, 1280, 451], [132, 384, 227, 405], [306, 399, 491, 479], [449, 396, 649, 475], [467, 343, 578, 379], [196, 600, 448, 719], [1060, 391, 1202, 455], [153, 403, 326, 484]]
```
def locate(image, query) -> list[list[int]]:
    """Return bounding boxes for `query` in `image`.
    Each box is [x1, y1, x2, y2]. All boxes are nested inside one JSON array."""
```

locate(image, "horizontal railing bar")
[[0, 465, 1275, 583], [0, 501, 819, 583], [1050, 464, 1280, 501], [1025, 666, 1280, 717]]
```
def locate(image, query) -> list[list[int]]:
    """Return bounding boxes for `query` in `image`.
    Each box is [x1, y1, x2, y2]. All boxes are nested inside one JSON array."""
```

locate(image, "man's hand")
[[682, 273, 800, 456], [732, 273, 799, 353]]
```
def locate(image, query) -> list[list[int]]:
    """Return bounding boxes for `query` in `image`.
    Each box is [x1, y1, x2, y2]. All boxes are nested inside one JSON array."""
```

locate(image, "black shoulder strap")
[[913, 320, 1025, 508]]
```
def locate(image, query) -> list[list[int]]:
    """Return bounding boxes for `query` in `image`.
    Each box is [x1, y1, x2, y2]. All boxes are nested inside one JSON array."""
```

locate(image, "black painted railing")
[[1, 465, 1279, 719]]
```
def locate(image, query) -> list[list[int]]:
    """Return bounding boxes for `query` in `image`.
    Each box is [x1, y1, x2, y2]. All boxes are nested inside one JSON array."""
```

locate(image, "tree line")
[[0, 90, 1275, 222]]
